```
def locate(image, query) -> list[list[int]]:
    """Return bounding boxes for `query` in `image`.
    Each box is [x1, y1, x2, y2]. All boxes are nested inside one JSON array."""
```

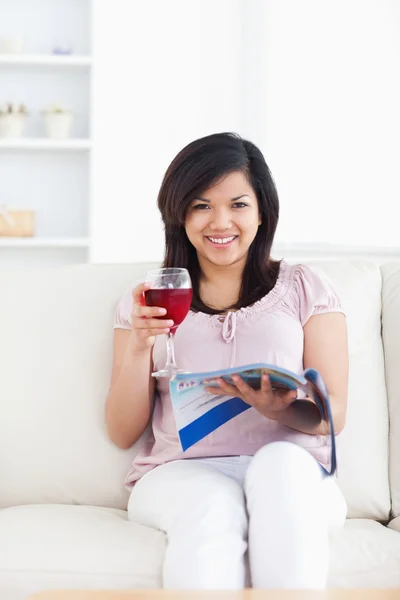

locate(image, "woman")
[[106, 132, 348, 590]]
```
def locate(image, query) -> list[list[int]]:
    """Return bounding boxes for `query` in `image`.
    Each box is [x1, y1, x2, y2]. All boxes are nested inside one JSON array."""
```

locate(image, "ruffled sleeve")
[[113, 287, 133, 330], [291, 264, 345, 326]]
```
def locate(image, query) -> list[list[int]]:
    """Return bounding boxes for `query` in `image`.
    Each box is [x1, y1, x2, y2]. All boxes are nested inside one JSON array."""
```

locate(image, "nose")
[[209, 207, 232, 231]]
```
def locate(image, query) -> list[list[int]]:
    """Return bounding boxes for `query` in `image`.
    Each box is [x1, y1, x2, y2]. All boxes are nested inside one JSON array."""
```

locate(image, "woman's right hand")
[[129, 282, 174, 354]]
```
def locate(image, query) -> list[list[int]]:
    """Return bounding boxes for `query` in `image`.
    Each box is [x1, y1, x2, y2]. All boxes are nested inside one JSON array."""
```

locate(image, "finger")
[[133, 317, 173, 331], [137, 331, 157, 346], [207, 378, 239, 397], [133, 304, 167, 318], [132, 281, 152, 306], [283, 389, 298, 403], [231, 375, 254, 396], [274, 388, 297, 405], [261, 373, 272, 395], [203, 378, 224, 395], [204, 386, 221, 394], [137, 327, 169, 339]]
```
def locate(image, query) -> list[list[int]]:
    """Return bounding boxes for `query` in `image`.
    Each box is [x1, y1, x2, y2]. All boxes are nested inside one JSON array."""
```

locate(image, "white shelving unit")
[[0, 54, 92, 67], [0, 138, 91, 150], [0, 0, 92, 266], [0, 237, 90, 248]]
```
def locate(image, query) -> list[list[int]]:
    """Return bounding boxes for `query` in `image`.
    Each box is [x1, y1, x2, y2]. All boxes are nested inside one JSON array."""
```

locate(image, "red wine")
[[145, 288, 193, 332]]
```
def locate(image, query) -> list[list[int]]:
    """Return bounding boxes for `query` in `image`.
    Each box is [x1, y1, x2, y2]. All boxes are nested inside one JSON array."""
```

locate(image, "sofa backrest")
[[381, 263, 400, 519], [307, 261, 390, 521], [0, 263, 157, 511], [0, 260, 391, 519]]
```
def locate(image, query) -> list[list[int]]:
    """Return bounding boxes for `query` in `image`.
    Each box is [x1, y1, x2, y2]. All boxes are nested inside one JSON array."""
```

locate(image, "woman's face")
[[185, 170, 261, 269]]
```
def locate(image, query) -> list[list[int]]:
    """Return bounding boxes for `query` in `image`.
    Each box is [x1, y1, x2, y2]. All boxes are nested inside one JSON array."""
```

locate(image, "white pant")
[[128, 441, 347, 590]]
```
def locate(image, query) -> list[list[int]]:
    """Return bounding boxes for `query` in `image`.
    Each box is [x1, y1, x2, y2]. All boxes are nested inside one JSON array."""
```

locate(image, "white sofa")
[[1, 259, 400, 599]]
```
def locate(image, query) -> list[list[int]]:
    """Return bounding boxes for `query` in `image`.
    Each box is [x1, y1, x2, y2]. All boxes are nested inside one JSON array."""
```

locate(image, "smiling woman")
[[157, 133, 280, 314], [106, 132, 349, 591]]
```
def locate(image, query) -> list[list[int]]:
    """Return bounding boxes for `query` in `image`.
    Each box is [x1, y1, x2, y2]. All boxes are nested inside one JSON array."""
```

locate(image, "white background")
[[91, 0, 400, 263], [90, 0, 243, 263], [1, 0, 400, 264]]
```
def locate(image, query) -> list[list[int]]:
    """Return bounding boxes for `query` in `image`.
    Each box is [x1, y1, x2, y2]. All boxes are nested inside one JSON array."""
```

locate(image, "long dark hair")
[[157, 132, 281, 315]]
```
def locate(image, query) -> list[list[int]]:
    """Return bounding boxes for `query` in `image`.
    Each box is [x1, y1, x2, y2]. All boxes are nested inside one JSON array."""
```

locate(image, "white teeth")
[[208, 236, 235, 245]]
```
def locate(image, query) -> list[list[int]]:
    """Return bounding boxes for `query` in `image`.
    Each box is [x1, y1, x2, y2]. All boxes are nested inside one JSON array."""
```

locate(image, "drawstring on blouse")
[[221, 311, 237, 367]]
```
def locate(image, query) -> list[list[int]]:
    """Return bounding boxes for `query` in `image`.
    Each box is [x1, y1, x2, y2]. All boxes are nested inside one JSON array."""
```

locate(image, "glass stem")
[[165, 332, 178, 370]]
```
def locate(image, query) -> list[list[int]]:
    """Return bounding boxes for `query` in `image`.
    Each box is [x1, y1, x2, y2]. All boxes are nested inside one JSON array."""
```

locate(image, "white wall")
[[252, 0, 400, 247], [90, 0, 400, 263], [90, 0, 243, 263]]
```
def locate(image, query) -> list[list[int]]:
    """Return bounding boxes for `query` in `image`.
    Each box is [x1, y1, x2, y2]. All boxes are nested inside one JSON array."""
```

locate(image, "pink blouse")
[[113, 261, 345, 488]]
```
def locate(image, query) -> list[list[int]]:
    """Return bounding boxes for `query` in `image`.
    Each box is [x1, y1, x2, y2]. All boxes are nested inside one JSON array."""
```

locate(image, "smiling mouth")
[[205, 235, 238, 246]]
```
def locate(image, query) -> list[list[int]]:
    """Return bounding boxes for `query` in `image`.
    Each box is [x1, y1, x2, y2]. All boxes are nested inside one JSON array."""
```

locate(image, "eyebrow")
[[193, 194, 250, 203]]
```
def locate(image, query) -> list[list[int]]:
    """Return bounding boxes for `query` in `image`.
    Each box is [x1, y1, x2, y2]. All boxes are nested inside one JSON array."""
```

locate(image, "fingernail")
[[167, 320, 174, 326], [158, 308, 167, 315], [163, 328, 170, 333]]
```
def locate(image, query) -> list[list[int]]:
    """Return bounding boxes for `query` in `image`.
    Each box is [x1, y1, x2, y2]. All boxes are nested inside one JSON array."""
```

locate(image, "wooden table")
[[28, 591, 400, 600]]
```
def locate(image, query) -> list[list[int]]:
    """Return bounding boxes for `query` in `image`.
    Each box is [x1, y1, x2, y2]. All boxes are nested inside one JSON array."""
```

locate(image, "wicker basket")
[[0, 209, 35, 237]]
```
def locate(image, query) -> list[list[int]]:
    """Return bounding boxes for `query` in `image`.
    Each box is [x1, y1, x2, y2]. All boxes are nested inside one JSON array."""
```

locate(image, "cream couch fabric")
[[1, 260, 400, 599]]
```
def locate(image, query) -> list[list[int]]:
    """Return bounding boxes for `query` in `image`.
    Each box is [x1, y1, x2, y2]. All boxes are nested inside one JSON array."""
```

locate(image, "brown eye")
[[193, 204, 210, 210]]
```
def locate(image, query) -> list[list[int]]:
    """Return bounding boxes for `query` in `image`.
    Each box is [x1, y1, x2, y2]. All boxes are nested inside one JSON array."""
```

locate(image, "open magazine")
[[169, 363, 337, 476]]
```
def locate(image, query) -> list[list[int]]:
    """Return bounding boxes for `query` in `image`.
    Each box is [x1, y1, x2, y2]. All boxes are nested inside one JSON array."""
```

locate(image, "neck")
[[199, 258, 245, 286], [198, 256, 246, 311]]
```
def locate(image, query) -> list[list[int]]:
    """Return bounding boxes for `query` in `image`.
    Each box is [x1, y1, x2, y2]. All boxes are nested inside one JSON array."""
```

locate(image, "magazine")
[[169, 363, 336, 476]]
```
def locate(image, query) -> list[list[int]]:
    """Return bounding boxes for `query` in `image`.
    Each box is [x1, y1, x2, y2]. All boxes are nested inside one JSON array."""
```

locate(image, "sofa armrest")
[[388, 516, 400, 531]]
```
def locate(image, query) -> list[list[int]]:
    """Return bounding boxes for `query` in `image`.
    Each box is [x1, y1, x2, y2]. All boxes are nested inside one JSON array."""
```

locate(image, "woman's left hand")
[[204, 373, 298, 421]]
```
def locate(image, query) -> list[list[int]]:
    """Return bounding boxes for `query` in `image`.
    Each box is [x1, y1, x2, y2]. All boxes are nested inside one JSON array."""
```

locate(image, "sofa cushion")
[[329, 519, 400, 587], [388, 516, 400, 533], [305, 261, 390, 520], [381, 263, 400, 518], [0, 263, 159, 510], [1, 506, 399, 599], [0, 504, 165, 600]]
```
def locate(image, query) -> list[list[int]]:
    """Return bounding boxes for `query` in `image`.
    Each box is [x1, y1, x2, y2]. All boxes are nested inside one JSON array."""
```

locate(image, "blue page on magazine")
[[169, 363, 305, 452]]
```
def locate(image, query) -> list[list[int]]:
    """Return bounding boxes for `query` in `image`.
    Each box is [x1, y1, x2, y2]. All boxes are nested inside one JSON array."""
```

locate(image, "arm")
[[274, 312, 349, 436], [105, 330, 154, 449], [105, 282, 174, 449]]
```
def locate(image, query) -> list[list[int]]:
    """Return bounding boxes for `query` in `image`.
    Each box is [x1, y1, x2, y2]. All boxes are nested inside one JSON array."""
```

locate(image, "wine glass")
[[145, 268, 193, 378]]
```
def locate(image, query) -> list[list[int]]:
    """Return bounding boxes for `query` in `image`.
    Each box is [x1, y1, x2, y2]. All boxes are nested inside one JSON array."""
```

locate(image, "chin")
[[207, 253, 243, 268], [197, 243, 249, 268]]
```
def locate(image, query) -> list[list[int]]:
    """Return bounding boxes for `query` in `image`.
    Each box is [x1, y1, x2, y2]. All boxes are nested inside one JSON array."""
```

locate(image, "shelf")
[[0, 237, 90, 248], [0, 138, 91, 151], [0, 54, 92, 67]]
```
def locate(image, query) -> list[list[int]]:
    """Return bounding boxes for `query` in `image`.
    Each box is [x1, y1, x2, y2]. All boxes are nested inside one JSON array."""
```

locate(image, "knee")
[[245, 442, 323, 492]]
